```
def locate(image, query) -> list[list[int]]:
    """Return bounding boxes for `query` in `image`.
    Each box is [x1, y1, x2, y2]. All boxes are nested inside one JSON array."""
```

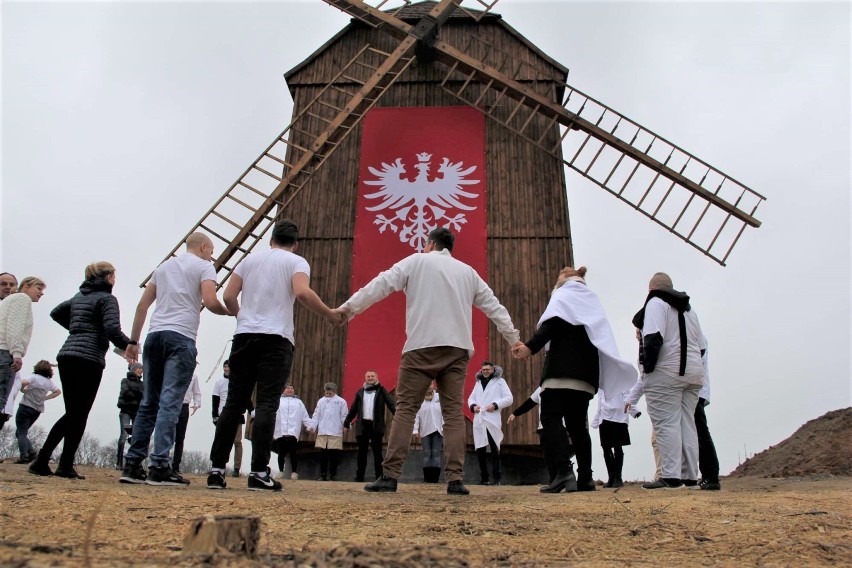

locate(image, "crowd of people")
[[0, 221, 721, 494]]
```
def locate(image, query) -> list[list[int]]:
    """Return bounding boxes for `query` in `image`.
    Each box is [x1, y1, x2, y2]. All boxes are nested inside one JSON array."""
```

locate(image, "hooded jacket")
[[51, 277, 132, 367]]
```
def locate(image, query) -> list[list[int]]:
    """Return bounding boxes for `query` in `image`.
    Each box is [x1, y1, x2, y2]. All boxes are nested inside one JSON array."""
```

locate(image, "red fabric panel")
[[344, 106, 488, 420]]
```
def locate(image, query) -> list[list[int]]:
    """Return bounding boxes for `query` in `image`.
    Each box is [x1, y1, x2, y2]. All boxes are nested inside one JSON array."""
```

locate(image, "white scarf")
[[538, 281, 638, 402]]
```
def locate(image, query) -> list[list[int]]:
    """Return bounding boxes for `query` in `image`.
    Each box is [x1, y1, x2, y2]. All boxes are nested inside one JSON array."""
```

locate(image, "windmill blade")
[[142, 0, 468, 288], [141, 42, 416, 288], [435, 33, 765, 265], [321, 2, 765, 265]]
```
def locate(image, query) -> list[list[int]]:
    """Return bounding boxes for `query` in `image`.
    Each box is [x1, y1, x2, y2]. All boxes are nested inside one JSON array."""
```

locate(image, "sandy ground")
[[1, 464, 850, 567]]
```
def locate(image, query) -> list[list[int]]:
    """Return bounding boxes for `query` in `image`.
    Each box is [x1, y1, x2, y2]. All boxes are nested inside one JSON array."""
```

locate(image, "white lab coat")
[[468, 374, 513, 450], [275, 395, 313, 439], [310, 394, 348, 436]]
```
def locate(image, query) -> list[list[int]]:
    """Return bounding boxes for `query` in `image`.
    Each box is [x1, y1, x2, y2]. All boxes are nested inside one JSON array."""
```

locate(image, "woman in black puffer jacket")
[[29, 262, 134, 479]]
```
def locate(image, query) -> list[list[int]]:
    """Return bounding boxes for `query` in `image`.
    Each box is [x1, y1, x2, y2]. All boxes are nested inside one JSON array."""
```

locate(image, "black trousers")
[[39, 356, 104, 469], [172, 403, 190, 472], [356, 420, 384, 480], [540, 388, 593, 481], [475, 430, 502, 482], [275, 435, 299, 473], [210, 334, 294, 472], [694, 398, 720, 482]]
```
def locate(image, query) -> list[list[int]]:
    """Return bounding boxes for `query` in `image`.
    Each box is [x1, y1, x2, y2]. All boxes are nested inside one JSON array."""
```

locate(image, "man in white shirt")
[[121, 233, 230, 487], [335, 228, 521, 495], [172, 372, 202, 474], [211, 360, 245, 477], [207, 220, 338, 492], [633, 272, 707, 490]]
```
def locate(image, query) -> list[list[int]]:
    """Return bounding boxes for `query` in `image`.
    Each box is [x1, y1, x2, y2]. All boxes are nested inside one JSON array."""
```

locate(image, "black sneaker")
[[247, 472, 282, 492], [700, 479, 722, 491], [364, 475, 397, 492], [145, 466, 189, 487], [119, 463, 148, 484], [642, 478, 684, 490], [207, 471, 227, 490]]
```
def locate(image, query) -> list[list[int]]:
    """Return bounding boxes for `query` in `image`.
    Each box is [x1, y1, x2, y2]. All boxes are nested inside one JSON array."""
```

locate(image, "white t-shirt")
[[212, 377, 229, 414], [642, 297, 707, 384], [233, 248, 310, 343], [148, 253, 217, 341]]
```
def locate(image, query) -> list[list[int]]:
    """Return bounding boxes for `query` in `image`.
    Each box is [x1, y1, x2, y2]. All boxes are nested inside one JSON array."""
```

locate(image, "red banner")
[[344, 106, 488, 420]]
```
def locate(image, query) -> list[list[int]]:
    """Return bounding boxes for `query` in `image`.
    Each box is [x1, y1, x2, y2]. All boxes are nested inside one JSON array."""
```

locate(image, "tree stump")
[[183, 515, 260, 558]]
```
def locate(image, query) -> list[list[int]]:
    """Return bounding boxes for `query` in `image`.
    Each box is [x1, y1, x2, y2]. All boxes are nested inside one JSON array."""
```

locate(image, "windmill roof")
[[284, 1, 568, 82], [389, 1, 498, 21]]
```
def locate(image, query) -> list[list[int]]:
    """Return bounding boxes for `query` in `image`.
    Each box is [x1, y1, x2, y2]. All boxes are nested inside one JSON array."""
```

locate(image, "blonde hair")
[[84, 261, 116, 281], [18, 276, 46, 290]]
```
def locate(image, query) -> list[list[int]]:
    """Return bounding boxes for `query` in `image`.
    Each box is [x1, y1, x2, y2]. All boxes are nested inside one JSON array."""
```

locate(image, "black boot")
[[447, 480, 470, 495], [602, 448, 615, 488], [425, 467, 441, 483], [364, 475, 397, 492], [611, 449, 624, 488], [577, 470, 596, 492], [540, 466, 577, 493]]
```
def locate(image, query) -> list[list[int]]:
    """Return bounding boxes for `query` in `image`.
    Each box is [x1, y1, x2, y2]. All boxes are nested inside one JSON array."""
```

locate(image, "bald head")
[[649, 272, 674, 292], [186, 232, 214, 261]]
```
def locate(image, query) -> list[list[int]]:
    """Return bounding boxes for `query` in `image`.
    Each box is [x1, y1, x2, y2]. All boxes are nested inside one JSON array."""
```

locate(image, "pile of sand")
[[731, 407, 852, 478]]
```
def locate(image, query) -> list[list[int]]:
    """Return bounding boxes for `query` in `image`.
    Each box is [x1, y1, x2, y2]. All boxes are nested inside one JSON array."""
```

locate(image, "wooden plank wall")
[[283, 19, 574, 451]]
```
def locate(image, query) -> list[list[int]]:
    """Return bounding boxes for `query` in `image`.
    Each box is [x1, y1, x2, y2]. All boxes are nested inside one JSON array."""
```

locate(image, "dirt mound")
[[731, 407, 852, 478]]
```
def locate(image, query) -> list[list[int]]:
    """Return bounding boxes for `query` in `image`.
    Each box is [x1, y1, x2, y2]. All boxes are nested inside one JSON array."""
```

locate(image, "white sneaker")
[[290, 472, 299, 481]]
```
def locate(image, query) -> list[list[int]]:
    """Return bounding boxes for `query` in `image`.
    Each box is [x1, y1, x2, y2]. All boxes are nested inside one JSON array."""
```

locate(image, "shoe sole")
[[144, 480, 189, 487], [119, 477, 146, 484], [207, 485, 227, 490], [247, 486, 282, 492]]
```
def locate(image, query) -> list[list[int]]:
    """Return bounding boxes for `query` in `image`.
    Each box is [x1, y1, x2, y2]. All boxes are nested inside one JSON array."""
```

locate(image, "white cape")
[[538, 281, 638, 402]]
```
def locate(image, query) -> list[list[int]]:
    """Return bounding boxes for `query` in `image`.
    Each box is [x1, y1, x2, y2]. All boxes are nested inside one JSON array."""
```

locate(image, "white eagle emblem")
[[363, 152, 480, 251]]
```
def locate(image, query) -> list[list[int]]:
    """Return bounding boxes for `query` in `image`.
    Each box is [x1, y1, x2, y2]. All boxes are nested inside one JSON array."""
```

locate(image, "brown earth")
[[1, 465, 850, 567], [732, 408, 852, 478]]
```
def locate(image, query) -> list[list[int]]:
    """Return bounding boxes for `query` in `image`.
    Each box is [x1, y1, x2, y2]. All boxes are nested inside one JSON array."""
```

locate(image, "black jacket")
[[51, 277, 132, 367], [344, 384, 396, 436], [525, 317, 600, 391], [117, 373, 144, 416]]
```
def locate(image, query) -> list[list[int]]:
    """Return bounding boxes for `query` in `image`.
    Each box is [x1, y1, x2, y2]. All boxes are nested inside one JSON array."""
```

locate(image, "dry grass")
[[1, 464, 850, 566]]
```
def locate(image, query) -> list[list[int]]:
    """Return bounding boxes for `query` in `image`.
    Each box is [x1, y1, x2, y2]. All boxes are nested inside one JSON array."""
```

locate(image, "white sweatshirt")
[[310, 394, 348, 436], [591, 389, 639, 428], [341, 249, 519, 356], [0, 293, 34, 358], [468, 376, 513, 450], [275, 395, 313, 438]]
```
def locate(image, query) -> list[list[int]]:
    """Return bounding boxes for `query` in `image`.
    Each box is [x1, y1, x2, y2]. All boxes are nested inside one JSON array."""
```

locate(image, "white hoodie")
[[275, 395, 313, 438]]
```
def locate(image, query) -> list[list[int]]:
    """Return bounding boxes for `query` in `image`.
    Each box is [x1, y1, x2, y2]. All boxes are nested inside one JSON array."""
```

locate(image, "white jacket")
[[310, 395, 348, 436], [591, 389, 639, 428], [183, 374, 202, 407], [468, 375, 513, 449], [275, 395, 313, 438], [413, 394, 443, 437]]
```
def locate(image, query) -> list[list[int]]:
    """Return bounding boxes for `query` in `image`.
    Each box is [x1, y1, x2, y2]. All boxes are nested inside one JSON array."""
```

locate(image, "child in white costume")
[[310, 382, 347, 481]]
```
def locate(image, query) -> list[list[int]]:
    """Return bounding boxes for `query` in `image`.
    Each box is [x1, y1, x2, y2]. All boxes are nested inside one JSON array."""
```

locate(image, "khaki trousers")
[[383, 346, 470, 482]]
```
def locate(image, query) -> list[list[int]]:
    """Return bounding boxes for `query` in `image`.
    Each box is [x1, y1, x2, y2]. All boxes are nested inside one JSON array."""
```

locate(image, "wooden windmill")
[[145, 0, 765, 478]]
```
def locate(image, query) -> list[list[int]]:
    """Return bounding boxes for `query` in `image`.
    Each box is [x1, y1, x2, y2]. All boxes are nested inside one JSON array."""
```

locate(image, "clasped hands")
[[511, 341, 531, 360]]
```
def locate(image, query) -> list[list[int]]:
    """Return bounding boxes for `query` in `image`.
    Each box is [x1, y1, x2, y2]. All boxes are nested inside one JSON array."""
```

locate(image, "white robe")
[[538, 281, 638, 402], [467, 376, 513, 449]]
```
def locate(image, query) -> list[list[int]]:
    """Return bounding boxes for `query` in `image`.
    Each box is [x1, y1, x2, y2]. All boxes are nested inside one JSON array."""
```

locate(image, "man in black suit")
[[344, 370, 396, 482]]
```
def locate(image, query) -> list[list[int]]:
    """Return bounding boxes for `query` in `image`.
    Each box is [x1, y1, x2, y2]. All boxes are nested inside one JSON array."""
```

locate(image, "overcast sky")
[[1, 0, 849, 480]]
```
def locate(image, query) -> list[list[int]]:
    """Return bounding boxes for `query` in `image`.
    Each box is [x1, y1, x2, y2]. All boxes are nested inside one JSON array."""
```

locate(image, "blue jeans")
[[421, 431, 443, 469], [0, 349, 14, 417], [16, 404, 41, 457], [125, 331, 197, 468]]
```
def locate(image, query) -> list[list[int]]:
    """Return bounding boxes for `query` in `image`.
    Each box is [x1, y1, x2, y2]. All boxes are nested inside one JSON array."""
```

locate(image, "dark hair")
[[481, 361, 494, 368], [272, 219, 299, 247], [427, 228, 454, 252], [223, 359, 229, 366], [33, 360, 54, 378], [0, 272, 17, 283]]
